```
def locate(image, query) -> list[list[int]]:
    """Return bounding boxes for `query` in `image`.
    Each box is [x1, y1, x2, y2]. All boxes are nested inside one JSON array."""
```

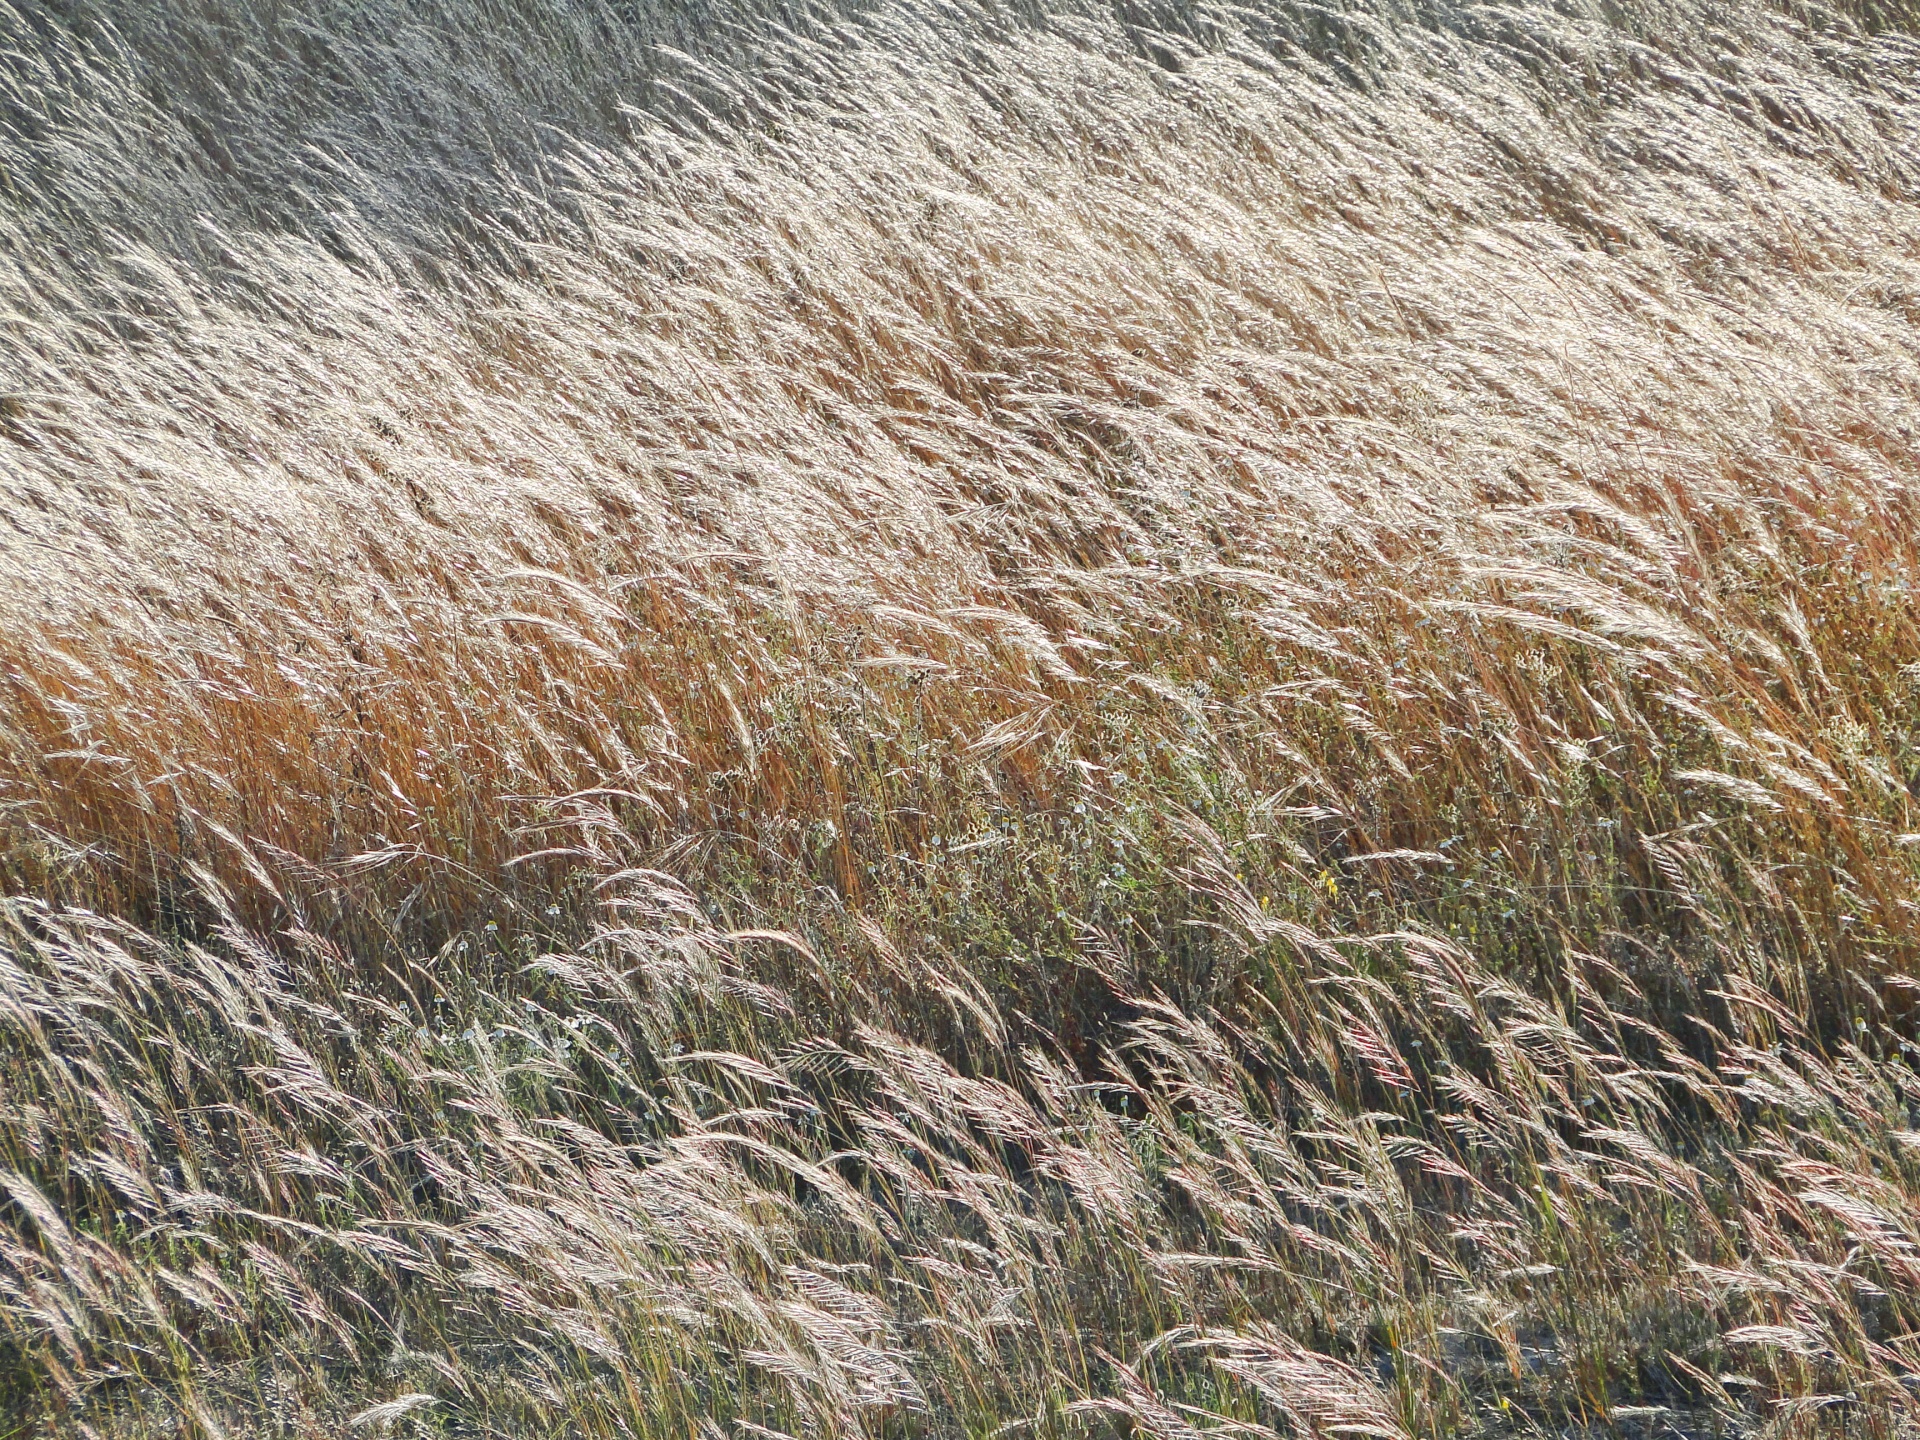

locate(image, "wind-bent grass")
[[4, 0, 1920, 1433]]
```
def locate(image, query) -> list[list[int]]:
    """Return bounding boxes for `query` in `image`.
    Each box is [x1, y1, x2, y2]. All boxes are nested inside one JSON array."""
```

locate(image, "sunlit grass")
[[4, 0, 1920, 1433]]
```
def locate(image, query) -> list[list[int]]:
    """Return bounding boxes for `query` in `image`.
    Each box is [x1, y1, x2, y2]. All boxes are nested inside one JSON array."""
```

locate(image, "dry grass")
[[4, 0, 1920, 1433]]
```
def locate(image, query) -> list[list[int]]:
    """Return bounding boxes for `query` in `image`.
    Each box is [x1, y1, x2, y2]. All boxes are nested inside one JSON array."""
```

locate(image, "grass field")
[[4, 0, 1920, 1433]]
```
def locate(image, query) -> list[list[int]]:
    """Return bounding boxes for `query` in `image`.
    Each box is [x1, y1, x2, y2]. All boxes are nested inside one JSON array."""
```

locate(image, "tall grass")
[[4, 0, 1920, 1432]]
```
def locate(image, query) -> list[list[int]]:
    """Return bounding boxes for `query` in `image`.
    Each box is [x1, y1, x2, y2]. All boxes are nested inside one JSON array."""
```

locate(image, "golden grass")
[[4, 0, 1920, 1433]]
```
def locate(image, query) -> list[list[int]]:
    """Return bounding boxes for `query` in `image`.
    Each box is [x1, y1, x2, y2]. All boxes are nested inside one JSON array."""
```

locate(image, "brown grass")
[[4, 0, 1920, 1433]]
